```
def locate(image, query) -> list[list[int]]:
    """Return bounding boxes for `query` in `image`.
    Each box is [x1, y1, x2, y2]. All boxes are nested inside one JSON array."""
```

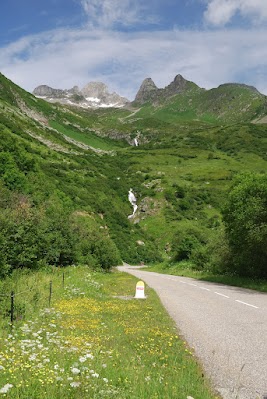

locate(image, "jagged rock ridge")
[[133, 74, 203, 105], [33, 82, 129, 109]]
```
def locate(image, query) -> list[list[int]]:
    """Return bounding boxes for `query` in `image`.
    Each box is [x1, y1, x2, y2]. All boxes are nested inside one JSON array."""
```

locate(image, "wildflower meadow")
[[0, 266, 218, 398]]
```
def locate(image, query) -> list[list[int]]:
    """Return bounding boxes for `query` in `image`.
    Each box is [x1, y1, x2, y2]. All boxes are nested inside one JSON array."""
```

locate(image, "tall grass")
[[0, 266, 219, 398]]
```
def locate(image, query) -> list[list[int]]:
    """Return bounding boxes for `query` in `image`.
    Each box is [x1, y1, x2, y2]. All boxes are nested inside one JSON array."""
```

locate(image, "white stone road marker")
[[135, 281, 146, 299]]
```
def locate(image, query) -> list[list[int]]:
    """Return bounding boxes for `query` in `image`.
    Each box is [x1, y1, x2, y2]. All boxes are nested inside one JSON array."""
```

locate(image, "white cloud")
[[204, 0, 267, 26], [1, 27, 267, 100], [80, 0, 150, 28]]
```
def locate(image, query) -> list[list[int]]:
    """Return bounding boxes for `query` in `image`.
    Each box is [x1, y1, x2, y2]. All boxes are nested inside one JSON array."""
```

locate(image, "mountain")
[[32, 73, 267, 124], [133, 74, 267, 123], [33, 81, 129, 109], [0, 72, 160, 268], [1, 70, 267, 275], [134, 74, 203, 105]]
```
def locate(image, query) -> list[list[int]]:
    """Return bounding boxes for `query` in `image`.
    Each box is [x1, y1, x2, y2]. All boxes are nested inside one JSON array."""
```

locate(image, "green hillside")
[[132, 83, 267, 125], [1, 72, 267, 278]]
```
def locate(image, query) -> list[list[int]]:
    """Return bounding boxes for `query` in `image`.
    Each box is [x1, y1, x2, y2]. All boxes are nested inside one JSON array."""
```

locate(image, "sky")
[[1, 0, 267, 100]]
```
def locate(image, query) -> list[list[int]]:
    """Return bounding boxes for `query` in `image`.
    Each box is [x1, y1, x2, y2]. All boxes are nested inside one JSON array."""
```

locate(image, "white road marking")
[[214, 292, 230, 299], [176, 279, 260, 309], [235, 300, 259, 309]]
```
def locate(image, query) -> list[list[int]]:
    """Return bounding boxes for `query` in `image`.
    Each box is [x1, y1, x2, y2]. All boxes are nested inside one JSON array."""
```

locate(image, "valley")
[[1, 71, 267, 277]]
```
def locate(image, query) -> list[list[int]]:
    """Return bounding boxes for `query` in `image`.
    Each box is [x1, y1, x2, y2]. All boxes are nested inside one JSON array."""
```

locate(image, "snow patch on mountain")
[[33, 82, 129, 109]]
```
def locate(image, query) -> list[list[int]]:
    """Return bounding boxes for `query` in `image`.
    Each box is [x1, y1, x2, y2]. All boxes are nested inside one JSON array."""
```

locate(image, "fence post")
[[49, 281, 52, 307], [10, 291, 15, 326]]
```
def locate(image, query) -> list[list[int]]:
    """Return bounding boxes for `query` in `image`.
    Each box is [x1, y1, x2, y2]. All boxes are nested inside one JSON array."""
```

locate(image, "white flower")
[[70, 382, 81, 388], [103, 378, 108, 383], [92, 373, 99, 378], [0, 384, 13, 394], [0, 366, 5, 371], [145, 376, 151, 382], [85, 353, 94, 359], [102, 364, 107, 368], [79, 356, 87, 363], [69, 346, 78, 352], [71, 367, 80, 375]]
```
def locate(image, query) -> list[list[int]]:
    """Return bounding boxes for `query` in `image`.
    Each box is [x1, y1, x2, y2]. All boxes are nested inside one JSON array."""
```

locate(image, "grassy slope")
[[132, 84, 267, 125], [0, 266, 218, 399], [1, 71, 267, 265], [0, 77, 162, 264]]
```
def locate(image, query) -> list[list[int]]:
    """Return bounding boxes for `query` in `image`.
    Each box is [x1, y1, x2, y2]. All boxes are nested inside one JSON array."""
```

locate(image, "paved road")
[[118, 265, 267, 399]]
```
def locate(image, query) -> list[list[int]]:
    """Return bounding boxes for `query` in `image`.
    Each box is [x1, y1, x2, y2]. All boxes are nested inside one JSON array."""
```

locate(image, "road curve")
[[117, 265, 267, 399]]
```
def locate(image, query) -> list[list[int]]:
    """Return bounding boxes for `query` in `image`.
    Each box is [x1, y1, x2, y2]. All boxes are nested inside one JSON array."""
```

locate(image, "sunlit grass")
[[0, 266, 219, 398]]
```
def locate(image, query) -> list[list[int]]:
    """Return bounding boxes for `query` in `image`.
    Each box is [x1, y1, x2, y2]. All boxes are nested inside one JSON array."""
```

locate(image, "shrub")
[[171, 226, 206, 262], [190, 245, 210, 270], [222, 173, 267, 278]]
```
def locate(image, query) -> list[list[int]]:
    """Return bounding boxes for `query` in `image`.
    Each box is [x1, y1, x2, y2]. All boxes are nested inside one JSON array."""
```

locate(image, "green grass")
[[0, 266, 219, 399], [49, 121, 124, 151], [145, 263, 267, 293], [132, 83, 266, 124]]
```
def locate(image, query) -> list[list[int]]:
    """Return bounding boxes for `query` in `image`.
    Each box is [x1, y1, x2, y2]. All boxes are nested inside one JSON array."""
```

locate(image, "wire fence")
[[0, 272, 66, 327]]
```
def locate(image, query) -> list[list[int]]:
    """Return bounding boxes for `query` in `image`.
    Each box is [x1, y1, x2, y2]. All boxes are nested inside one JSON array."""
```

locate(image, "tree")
[[222, 173, 267, 278]]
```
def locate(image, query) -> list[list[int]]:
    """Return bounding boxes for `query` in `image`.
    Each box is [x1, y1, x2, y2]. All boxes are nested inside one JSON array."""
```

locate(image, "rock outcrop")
[[33, 82, 129, 109], [134, 78, 159, 104], [33, 85, 67, 98], [81, 82, 129, 107], [133, 74, 203, 105]]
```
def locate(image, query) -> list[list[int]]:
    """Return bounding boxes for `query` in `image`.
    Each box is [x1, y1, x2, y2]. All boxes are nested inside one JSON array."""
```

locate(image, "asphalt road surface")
[[118, 265, 267, 399]]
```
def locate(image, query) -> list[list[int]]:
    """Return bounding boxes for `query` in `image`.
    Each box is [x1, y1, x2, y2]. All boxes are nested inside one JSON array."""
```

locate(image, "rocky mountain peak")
[[133, 74, 202, 105], [142, 78, 158, 89], [163, 74, 191, 96], [33, 81, 129, 109], [33, 85, 65, 98], [81, 82, 109, 98], [134, 78, 158, 104]]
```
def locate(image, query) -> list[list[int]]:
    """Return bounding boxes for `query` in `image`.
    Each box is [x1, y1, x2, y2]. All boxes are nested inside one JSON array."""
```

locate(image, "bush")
[[222, 173, 267, 278], [171, 226, 206, 262], [90, 234, 121, 270], [190, 245, 210, 270]]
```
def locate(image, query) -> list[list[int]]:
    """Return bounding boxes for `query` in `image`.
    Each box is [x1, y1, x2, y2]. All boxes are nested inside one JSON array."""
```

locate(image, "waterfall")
[[128, 189, 138, 219]]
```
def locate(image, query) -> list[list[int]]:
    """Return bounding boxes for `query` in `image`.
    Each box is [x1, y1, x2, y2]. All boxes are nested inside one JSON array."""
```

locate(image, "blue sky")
[[1, 0, 267, 99]]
